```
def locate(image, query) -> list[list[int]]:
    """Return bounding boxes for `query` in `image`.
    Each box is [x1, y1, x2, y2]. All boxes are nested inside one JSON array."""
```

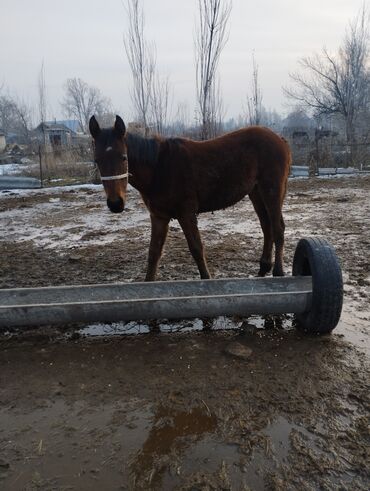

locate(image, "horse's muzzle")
[[107, 197, 125, 213]]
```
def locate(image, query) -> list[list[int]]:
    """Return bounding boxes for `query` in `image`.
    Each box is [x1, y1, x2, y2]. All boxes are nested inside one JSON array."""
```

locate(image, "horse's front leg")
[[145, 214, 170, 281], [178, 214, 211, 279]]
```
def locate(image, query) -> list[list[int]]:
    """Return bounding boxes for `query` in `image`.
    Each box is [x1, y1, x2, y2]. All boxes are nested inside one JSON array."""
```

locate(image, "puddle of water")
[[78, 314, 295, 338], [173, 438, 242, 489], [263, 416, 322, 461], [76, 302, 369, 361], [1, 330, 367, 490], [263, 416, 293, 461], [2, 395, 361, 491], [5, 396, 289, 490], [1, 399, 221, 490], [123, 407, 319, 490], [125, 404, 327, 490], [129, 405, 218, 489], [79, 320, 151, 336]]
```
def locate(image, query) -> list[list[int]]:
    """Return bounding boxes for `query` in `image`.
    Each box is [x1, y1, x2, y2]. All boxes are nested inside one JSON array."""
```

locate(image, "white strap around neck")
[[100, 172, 129, 181], [100, 153, 129, 181]]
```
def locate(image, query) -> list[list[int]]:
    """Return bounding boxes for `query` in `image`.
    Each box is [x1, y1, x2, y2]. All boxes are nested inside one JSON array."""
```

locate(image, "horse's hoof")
[[200, 273, 212, 280], [258, 261, 272, 277]]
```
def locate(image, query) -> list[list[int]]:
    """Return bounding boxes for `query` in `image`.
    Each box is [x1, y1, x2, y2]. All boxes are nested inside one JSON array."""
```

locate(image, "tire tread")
[[293, 237, 343, 334]]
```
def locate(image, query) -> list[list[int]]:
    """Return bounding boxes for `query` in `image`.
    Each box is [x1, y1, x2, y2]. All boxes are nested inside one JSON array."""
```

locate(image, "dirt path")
[[0, 176, 369, 490]]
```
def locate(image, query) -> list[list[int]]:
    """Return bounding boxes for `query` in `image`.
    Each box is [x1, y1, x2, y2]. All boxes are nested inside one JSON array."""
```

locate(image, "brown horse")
[[89, 115, 291, 281]]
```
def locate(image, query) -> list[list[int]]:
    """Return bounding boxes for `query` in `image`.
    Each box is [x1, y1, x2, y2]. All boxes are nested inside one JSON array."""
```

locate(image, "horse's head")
[[89, 115, 128, 213]]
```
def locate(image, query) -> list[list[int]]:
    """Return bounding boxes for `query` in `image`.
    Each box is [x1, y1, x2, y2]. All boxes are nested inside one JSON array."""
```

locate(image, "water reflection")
[[129, 405, 217, 489], [79, 314, 294, 338]]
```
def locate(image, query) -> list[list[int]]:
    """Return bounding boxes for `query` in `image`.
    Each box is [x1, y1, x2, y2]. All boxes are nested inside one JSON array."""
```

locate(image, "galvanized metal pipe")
[[0, 276, 312, 328]]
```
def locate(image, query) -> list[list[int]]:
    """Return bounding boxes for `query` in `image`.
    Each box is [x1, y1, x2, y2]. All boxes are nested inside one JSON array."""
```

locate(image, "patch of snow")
[[198, 213, 260, 236], [0, 187, 150, 250], [0, 161, 39, 176], [0, 183, 102, 198]]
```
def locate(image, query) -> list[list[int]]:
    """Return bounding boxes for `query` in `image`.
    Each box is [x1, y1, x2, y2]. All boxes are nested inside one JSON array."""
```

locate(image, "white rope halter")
[[100, 153, 129, 182], [100, 173, 129, 181]]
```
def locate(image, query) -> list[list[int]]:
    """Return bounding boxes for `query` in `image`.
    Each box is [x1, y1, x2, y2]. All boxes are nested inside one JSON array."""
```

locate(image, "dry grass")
[[24, 147, 97, 184]]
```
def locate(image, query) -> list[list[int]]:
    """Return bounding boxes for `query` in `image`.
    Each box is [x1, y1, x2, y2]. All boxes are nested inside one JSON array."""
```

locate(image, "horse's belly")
[[198, 187, 250, 213], [196, 165, 257, 213]]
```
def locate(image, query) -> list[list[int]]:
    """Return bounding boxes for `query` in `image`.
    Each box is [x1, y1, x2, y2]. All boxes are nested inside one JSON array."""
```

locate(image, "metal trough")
[[0, 237, 344, 334], [0, 276, 312, 329]]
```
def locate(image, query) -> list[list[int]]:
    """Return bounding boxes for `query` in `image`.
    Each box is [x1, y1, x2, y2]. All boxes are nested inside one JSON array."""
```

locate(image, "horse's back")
[[178, 126, 291, 185], [154, 127, 290, 215], [219, 126, 290, 168], [173, 126, 290, 170]]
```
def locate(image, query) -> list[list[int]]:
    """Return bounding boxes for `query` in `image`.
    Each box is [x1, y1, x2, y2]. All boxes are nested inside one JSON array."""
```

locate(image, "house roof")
[[36, 122, 76, 134], [53, 120, 82, 133]]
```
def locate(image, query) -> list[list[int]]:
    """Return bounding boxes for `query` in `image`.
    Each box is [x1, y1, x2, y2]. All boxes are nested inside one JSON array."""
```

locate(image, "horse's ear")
[[114, 115, 126, 136], [89, 115, 100, 139]]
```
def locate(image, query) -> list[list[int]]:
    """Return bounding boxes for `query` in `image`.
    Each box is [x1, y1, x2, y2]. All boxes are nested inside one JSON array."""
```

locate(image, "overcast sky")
[[0, 0, 366, 123]]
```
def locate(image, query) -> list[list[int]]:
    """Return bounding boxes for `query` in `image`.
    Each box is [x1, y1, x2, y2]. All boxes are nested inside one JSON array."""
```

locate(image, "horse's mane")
[[127, 133, 161, 166]]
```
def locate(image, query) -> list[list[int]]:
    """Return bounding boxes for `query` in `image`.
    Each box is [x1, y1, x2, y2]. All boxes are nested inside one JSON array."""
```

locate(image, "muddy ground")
[[0, 176, 369, 490]]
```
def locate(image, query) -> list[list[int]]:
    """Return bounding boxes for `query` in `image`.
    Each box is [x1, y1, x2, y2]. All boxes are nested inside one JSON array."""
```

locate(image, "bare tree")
[[13, 98, 33, 142], [209, 77, 226, 135], [0, 95, 16, 135], [285, 5, 369, 147], [150, 74, 171, 135], [37, 61, 48, 147], [283, 107, 314, 129], [195, 0, 232, 139], [262, 108, 283, 130], [168, 101, 191, 136], [38, 61, 47, 124], [176, 102, 190, 129], [62, 78, 111, 133], [124, 0, 155, 133], [246, 53, 263, 125], [0, 92, 33, 142]]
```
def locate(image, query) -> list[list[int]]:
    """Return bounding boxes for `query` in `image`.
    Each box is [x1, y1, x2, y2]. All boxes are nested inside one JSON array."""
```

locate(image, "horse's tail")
[[281, 137, 292, 203]]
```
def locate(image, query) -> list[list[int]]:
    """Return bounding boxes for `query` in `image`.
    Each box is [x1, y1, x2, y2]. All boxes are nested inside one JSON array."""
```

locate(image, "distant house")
[[0, 130, 6, 153], [282, 126, 315, 142], [34, 121, 77, 148], [282, 126, 339, 143], [54, 120, 83, 133]]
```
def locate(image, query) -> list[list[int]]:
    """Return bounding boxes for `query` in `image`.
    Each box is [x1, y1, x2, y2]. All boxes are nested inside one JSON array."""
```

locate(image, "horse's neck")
[[128, 153, 155, 195], [127, 134, 161, 194]]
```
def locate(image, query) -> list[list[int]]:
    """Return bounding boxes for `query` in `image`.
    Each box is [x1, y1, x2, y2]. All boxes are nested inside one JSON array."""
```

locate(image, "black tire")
[[292, 237, 343, 334]]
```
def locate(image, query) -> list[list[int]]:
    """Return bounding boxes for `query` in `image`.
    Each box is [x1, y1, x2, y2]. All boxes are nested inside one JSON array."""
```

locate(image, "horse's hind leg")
[[271, 213, 285, 276], [145, 214, 170, 281], [178, 214, 211, 279], [260, 190, 286, 277], [249, 187, 273, 276]]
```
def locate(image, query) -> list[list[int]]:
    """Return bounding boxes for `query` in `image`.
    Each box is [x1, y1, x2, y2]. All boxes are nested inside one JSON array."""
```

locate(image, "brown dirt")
[[0, 176, 369, 490]]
